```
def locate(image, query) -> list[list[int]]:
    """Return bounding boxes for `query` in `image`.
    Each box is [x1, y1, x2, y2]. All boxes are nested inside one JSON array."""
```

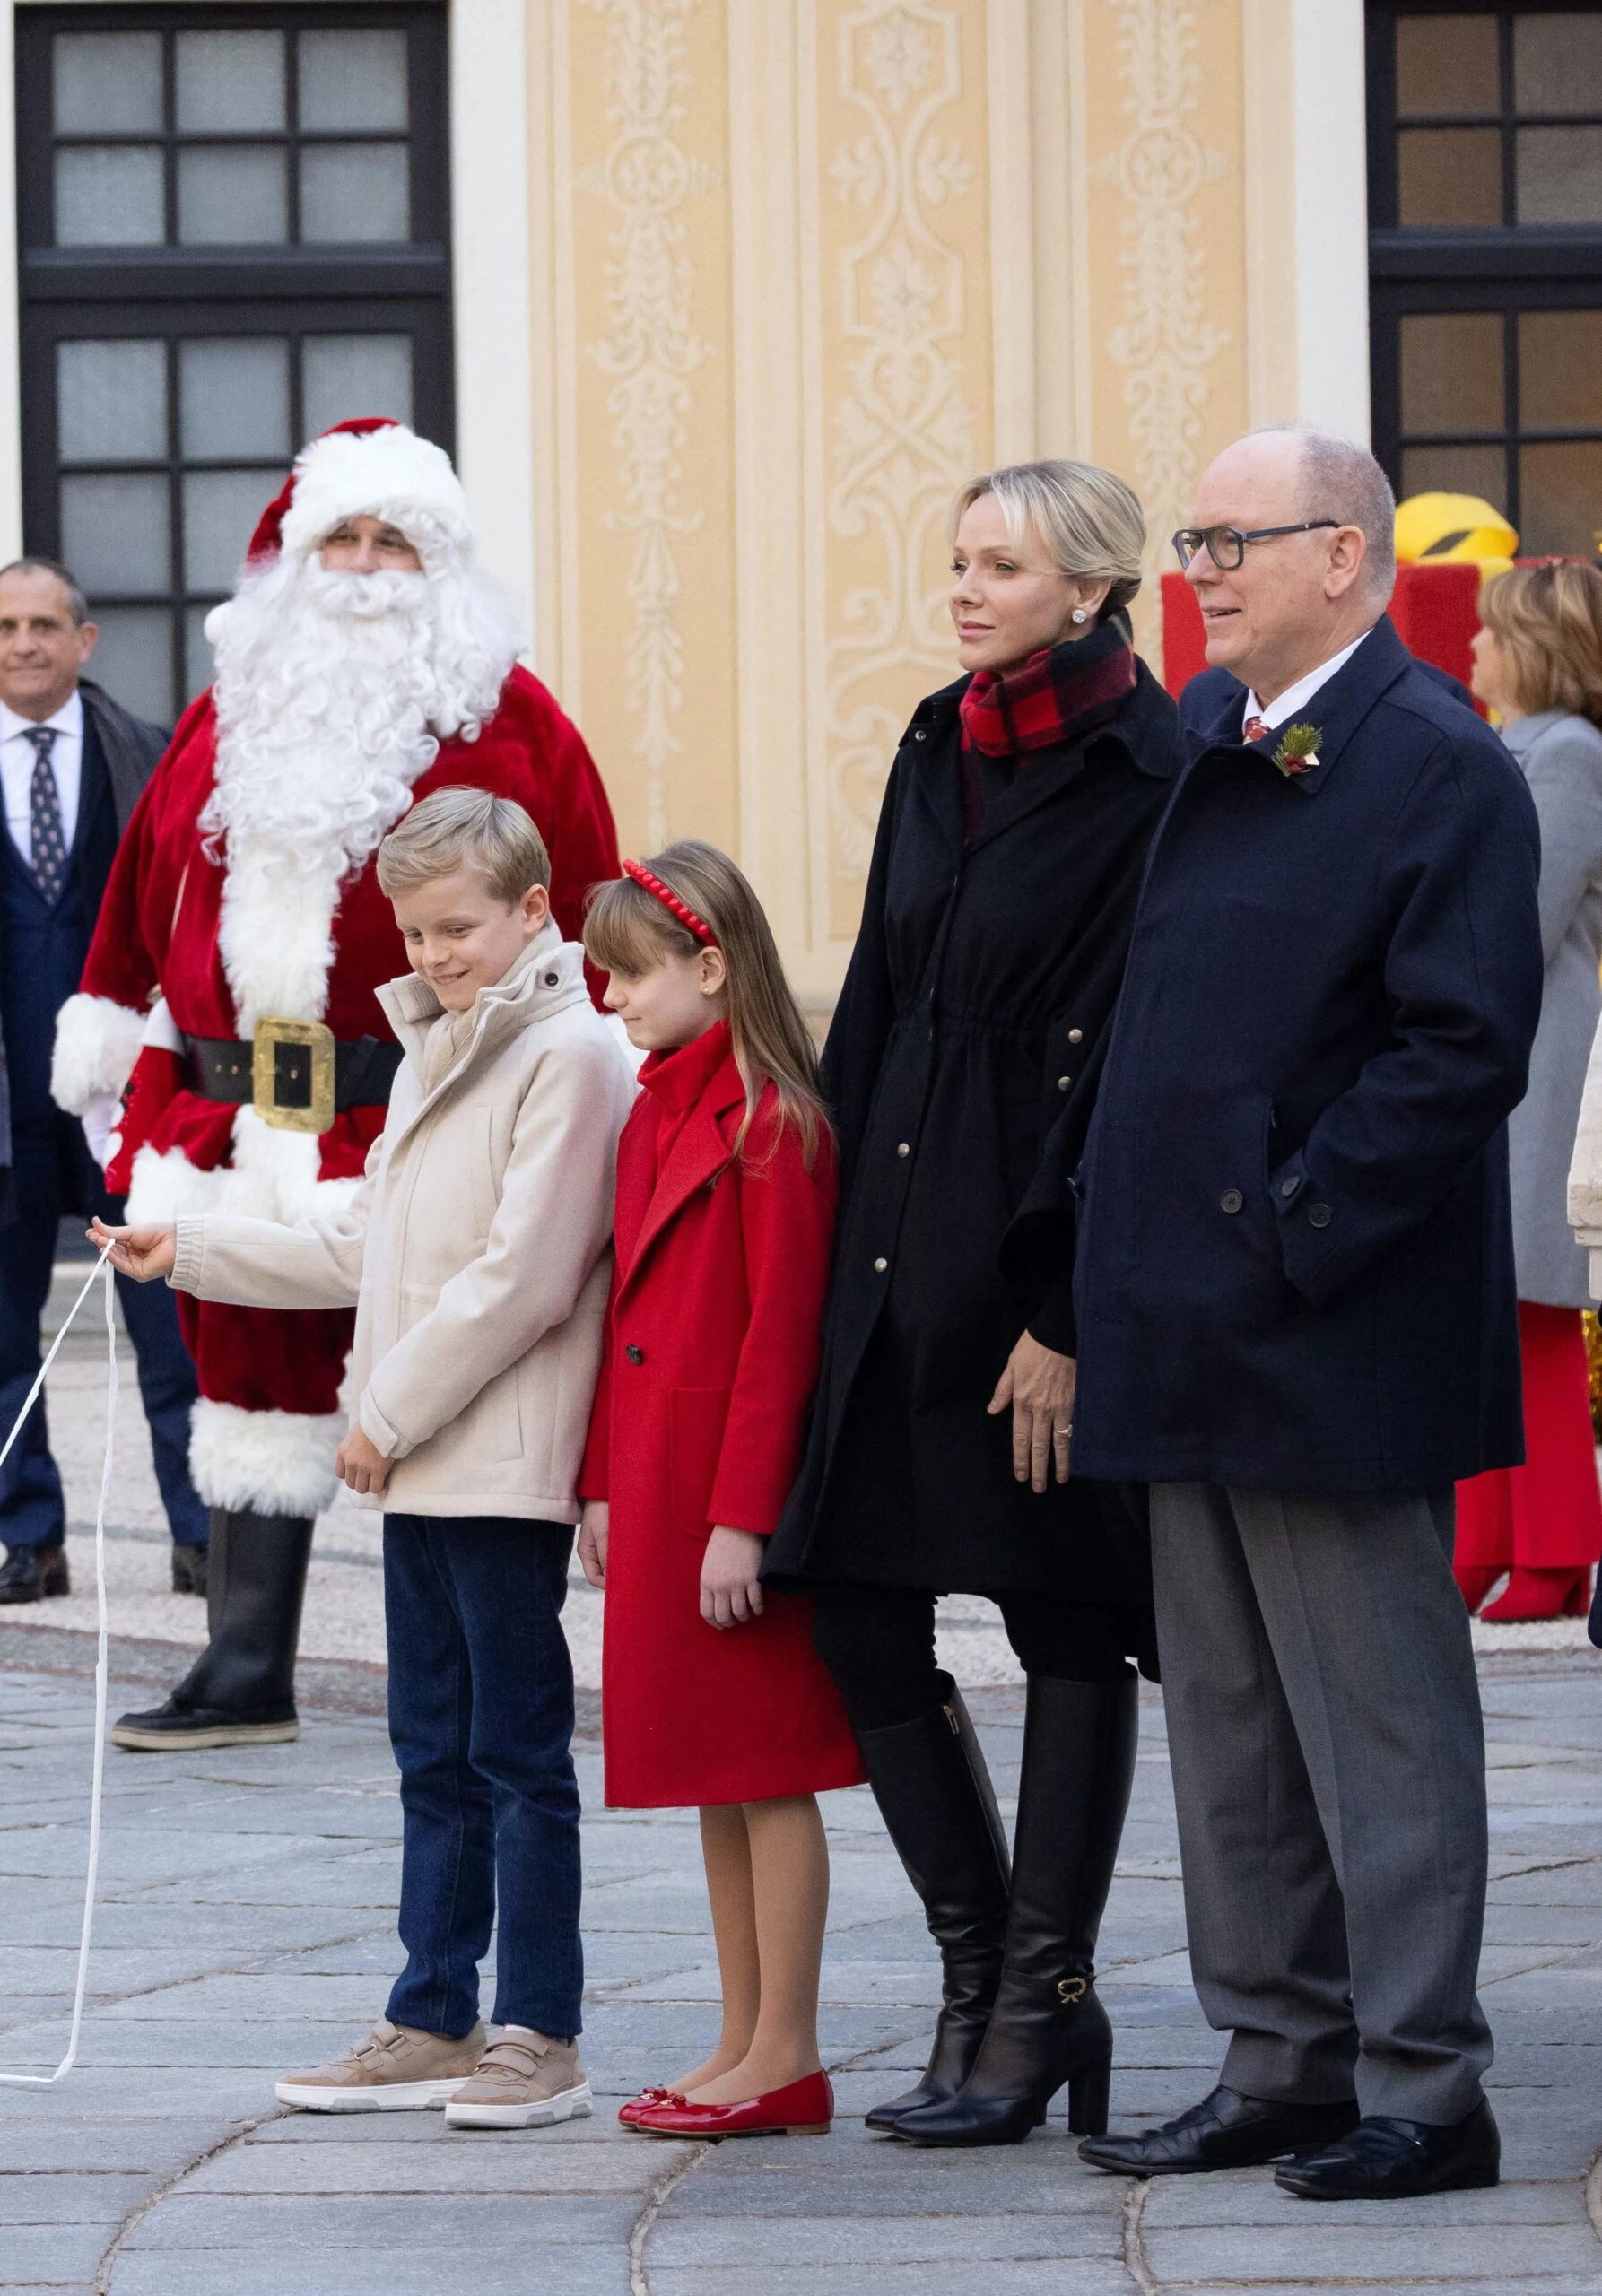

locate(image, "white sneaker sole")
[[274, 2076, 469, 2112], [445, 2079, 594, 2131]]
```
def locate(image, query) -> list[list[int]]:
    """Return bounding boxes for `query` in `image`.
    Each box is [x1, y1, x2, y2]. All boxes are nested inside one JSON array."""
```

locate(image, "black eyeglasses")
[[1171, 521, 1339, 572]]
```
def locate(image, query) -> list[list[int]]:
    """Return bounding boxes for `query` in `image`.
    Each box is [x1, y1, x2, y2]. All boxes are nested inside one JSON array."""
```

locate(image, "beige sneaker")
[[444, 2026, 593, 2130], [275, 2018, 486, 2112]]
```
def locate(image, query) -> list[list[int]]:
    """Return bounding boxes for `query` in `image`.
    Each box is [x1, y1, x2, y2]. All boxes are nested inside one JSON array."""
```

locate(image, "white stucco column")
[[1293, 0, 1370, 445]]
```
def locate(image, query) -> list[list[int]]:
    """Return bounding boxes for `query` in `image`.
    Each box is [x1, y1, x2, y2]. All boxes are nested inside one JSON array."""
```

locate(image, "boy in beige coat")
[[99, 787, 635, 2129]]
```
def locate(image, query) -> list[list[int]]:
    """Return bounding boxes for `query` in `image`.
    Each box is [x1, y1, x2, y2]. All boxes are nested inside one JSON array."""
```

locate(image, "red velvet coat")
[[579, 1022, 865, 1809], [52, 665, 619, 1518]]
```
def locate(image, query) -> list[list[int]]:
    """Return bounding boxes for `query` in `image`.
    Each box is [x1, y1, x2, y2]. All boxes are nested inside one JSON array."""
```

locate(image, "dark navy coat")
[[1070, 616, 1543, 1493]]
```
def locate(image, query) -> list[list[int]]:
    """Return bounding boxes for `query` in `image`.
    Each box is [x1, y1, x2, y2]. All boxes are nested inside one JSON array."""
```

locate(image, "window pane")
[[58, 341, 167, 465], [178, 147, 288, 245], [1400, 312, 1503, 434], [299, 144, 409, 243], [1520, 310, 1602, 430], [1400, 442, 1509, 509], [301, 335, 414, 439], [185, 605, 217, 703], [183, 469, 274, 592], [55, 148, 165, 248], [61, 472, 170, 596], [1520, 440, 1602, 556], [88, 606, 173, 728], [180, 339, 290, 461], [1398, 128, 1503, 226], [298, 30, 409, 132], [1515, 13, 1602, 117], [1396, 14, 1500, 117], [53, 31, 162, 134], [175, 30, 286, 135], [1517, 126, 1602, 225]]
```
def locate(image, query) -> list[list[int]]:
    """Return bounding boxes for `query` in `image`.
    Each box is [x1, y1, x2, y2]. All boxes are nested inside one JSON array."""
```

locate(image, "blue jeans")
[[383, 1514, 583, 2039], [0, 1113, 207, 1551]]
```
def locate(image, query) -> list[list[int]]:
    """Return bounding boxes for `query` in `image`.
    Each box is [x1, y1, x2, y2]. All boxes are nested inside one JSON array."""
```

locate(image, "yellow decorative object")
[[1586, 1309, 1602, 1441], [1395, 492, 1519, 578]]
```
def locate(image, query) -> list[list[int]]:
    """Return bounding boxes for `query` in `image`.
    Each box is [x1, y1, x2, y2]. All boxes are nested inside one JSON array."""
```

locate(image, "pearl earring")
[[1071, 608, 1088, 625]]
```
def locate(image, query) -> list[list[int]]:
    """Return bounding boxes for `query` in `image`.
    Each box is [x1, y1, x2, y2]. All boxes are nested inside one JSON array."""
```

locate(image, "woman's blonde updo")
[[949, 459, 1146, 622], [1478, 560, 1602, 729]]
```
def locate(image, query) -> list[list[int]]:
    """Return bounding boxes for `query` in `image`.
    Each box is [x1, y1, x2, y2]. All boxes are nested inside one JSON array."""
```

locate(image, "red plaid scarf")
[[958, 630, 1136, 759]]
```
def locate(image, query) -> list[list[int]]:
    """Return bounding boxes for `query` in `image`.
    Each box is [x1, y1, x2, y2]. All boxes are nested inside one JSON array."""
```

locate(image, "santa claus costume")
[[51, 420, 620, 1747]]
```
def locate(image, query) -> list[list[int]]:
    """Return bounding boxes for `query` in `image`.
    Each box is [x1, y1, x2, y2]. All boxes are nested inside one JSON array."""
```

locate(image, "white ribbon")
[[0, 1240, 116, 2085]]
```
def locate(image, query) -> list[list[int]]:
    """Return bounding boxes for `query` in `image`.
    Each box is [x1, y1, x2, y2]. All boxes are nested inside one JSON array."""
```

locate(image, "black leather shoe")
[[109, 1696, 299, 1752], [0, 1544, 69, 1604], [1274, 2101, 1500, 2200], [170, 1543, 209, 1596], [1078, 2083, 1361, 2176]]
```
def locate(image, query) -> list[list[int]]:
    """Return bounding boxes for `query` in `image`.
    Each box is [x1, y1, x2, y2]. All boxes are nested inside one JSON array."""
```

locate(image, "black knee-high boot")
[[110, 1509, 314, 1750], [894, 1671, 1138, 2145], [854, 1675, 1012, 2133]]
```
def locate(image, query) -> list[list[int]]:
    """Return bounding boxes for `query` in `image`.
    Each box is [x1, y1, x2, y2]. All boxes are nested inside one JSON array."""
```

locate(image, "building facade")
[[1, 0, 1598, 1003]]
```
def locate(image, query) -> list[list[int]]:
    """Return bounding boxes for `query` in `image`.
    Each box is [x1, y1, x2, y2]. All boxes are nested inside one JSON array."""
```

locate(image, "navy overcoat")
[[1070, 616, 1544, 1493]]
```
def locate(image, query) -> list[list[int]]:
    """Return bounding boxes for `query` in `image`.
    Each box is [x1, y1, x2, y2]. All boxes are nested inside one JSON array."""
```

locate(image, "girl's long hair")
[[584, 840, 830, 1167]]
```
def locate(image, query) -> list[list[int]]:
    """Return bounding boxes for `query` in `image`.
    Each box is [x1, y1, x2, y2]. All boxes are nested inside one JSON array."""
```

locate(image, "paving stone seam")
[[628, 2139, 710, 2296], [91, 2107, 285, 2293], [1119, 2178, 1158, 2293], [1587, 2147, 1602, 2245]]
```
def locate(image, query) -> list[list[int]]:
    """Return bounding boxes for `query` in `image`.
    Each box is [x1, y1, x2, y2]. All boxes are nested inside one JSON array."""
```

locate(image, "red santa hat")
[[247, 416, 473, 564]]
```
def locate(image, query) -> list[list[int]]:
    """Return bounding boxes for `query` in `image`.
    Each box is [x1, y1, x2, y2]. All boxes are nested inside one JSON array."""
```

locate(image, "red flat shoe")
[[633, 2068, 833, 2138], [618, 2086, 672, 2127], [1482, 1566, 1591, 1622]]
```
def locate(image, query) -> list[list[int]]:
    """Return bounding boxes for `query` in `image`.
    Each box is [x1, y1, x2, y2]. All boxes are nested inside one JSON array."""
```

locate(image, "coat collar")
[[376, 920, 587, 1149], [1499, 709, 1566, 761], [618, 1022, 746, 1289], [1184, 616, 1412, 799]]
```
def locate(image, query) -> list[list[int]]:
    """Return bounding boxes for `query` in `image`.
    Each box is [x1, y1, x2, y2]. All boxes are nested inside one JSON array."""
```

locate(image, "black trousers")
[[813, 1579, 1135, 1735]]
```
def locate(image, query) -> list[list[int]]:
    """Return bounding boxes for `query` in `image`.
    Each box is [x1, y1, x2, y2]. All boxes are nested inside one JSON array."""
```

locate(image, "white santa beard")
[[201, 555, 519, 1034]]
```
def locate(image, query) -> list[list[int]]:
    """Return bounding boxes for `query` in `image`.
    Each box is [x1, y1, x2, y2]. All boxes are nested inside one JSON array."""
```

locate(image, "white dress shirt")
[[0, 690, 84, 866], [1244, 628, 1375, 734]]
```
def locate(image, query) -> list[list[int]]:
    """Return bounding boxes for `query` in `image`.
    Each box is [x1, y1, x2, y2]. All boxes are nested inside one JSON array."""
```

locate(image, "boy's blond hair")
[[377, 787, 551, 904]]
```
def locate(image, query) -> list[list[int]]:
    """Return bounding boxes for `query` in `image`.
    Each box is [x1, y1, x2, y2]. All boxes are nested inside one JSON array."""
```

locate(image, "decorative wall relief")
[[813, 1, 992, 936], [574, 0, 727, 849]]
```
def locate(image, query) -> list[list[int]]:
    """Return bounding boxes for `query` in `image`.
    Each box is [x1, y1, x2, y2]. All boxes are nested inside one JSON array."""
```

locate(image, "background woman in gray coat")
[[1457, 561, 1602, 1620]]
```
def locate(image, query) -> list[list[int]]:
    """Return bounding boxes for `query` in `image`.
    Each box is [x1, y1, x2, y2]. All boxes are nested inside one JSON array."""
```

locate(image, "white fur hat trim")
[[277, 423, 472, 559]]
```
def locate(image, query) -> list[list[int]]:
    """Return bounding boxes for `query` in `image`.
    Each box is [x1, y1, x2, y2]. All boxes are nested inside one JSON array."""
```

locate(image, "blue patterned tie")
[[23, 726, 65, 903]]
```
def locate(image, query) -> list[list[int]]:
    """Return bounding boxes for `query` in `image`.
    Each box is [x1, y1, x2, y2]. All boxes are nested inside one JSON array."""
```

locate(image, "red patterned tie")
[[1242, 714, 1269, 744]]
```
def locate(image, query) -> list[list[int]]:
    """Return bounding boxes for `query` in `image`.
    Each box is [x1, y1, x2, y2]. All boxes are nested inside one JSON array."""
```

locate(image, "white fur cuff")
[[189, 1397, 344, 1517], [50, 994, 146, 1116]]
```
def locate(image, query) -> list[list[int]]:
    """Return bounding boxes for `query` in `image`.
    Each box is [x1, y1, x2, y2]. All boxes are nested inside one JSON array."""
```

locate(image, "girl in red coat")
[[578, 842, 865, 2140]]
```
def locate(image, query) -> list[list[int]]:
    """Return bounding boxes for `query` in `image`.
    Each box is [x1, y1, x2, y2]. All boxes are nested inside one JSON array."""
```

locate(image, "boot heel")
[[1067, 2053, 1111, 2135]]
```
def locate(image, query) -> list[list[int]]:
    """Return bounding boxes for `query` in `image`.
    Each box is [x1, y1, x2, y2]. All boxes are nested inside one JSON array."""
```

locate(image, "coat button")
[[1067, 1029, 1084, 1044], [1058, 1075, 1072, 1091], [1220, 1189, 1244, 1214], [1280, 1177, 1298, 1198], [913, 728, 927, 742], [874, 1257, 888, 1272], [544, 972, 559, 986], [1308, 1202, 1332, 1229], [897, 1142, 910, 1156], [624, 1344, 645, 1364]]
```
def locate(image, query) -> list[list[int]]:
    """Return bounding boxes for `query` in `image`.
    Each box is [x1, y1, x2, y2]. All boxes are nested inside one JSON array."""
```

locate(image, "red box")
[[1160, 561, 1484, 702]]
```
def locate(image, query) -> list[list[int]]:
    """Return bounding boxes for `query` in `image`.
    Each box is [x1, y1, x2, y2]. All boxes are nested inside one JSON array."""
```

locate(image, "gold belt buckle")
[[252, 1017, 336, 1134]]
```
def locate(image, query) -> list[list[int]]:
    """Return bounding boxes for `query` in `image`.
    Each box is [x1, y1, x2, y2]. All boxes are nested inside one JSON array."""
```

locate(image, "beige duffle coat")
[[169, 924, 635, 1520]]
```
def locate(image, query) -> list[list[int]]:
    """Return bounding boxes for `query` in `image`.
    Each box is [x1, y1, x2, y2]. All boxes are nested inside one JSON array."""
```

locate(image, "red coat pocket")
[[669, 1386, 732, 1537]]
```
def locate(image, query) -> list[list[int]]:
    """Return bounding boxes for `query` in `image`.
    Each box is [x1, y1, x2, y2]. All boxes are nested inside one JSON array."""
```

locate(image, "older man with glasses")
[[1071, 427, 1543, 2200]]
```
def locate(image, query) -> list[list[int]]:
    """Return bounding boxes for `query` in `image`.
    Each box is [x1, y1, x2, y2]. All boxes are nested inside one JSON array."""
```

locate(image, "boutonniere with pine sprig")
[[1271, 723, 1321, 778]]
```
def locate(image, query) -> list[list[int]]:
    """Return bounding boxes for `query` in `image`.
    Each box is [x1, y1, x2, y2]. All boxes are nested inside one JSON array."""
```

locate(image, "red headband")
[[623, 859, 718, 947]]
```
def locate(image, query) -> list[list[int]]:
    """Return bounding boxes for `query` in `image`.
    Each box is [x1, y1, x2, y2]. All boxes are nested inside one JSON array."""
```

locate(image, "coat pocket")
[[669, 1386, 733, 1540]]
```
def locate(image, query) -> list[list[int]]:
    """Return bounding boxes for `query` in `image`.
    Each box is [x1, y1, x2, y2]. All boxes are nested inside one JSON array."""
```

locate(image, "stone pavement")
[[3, 1646, 1602, 2296]]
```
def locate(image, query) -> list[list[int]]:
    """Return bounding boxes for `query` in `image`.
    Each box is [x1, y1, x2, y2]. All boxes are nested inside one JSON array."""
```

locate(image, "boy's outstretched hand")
[[88, 1219, 176, 1283], [335, 1424, 391, 1497], [701, 1526, 765, 1630], [578, 1500, 609, 1589]]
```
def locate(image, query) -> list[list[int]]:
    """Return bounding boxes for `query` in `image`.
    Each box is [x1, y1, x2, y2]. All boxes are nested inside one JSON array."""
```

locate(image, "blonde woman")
[[1457, 561, 1602, 1622], [763, 459, 1185, 2145]]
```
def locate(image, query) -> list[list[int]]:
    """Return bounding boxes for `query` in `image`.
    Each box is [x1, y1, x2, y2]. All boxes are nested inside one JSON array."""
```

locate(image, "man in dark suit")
[[0, 557, 208, 1602], [1072, 431, 1543, 2199]]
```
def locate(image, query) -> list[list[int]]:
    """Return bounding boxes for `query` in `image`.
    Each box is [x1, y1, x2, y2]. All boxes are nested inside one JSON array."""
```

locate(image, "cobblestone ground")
[[1, 1270, 1599, 2292]]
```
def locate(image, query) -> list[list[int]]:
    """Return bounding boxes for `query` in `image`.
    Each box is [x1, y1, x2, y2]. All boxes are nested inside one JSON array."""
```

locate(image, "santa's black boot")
[[112, 1509, 313, 1750]]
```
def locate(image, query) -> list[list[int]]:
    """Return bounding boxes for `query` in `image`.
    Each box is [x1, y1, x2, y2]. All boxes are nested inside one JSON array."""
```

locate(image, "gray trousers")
[[1150, 1483, 1492, 2125]]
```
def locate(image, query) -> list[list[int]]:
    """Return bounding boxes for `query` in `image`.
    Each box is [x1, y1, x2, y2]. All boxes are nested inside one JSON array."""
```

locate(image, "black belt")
[[183, 1025, 403, 1135]]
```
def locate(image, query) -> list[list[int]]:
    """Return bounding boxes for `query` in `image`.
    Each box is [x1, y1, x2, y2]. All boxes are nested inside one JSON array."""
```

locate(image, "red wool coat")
[[579, 1022, 866, 1809], [51, 665, 619, 1518]]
